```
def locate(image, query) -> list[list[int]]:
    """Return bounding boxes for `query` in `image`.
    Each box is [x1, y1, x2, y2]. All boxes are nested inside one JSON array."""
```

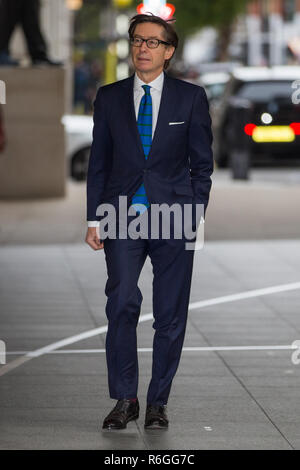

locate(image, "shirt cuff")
[[87, 221, 100, 227]]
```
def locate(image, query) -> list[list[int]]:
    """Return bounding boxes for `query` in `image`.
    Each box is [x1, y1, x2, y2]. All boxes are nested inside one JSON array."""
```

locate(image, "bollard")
[[228, 101, 252, 180]]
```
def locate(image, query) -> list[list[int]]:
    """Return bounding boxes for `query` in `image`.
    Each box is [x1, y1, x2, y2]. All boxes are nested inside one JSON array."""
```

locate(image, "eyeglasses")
[[130, 36, 171, 49]]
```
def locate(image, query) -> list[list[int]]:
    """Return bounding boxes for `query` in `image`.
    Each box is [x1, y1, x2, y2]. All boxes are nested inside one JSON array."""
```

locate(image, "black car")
[[214, 66, 300, 178]]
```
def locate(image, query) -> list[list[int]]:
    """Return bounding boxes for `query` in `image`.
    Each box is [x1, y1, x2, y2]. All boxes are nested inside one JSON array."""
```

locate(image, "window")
[[236, 81, 293, 102]]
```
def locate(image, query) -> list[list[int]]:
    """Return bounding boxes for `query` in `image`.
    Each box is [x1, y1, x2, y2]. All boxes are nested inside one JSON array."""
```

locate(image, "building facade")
[[246, 0, 300, 65]]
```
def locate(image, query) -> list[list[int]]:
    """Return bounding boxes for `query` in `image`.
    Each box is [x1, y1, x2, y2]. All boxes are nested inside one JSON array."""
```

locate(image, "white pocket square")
[[169, 121, 185, 125]]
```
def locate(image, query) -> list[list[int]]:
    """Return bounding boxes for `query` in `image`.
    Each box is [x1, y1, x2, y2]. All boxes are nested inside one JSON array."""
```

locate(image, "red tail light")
[[244, 124, 257, 136], [290, 123, 300, 135]]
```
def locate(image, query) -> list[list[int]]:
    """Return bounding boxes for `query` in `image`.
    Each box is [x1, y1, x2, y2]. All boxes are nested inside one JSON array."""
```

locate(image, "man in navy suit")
[[85, 13, 213, 430]]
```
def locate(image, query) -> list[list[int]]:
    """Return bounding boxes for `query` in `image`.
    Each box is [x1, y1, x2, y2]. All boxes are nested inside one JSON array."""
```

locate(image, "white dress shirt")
[[88, 71, 165, 227]]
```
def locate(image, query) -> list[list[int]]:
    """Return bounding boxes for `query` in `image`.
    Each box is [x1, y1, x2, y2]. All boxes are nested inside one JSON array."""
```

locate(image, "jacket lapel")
[[120, 74, 145, 158], [149, 71, 176, 159]]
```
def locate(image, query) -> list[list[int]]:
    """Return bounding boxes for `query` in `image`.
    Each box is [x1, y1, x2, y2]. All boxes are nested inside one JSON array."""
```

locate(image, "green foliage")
[[74, 2, 101, 43], [74, 0, 248, 44], [133, 0, 248, 38]]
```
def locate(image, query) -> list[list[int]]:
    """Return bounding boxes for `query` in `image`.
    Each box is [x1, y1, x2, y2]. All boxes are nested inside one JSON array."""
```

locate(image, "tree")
[[174, 0, 249, 60], [133, 0, 249, 61]]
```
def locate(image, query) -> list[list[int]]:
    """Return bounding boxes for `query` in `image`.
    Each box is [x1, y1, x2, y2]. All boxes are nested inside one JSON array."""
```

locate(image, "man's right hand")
[[85, 227, 104, 251]]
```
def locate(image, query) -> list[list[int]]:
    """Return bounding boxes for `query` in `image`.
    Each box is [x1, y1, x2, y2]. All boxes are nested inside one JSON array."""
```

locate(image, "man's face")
[[130, 22, 175, 76]]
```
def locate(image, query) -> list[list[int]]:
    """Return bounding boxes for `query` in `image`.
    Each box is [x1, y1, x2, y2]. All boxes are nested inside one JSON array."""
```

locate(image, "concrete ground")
[[0, 169, 300, 449], [1, 168, 300, 245]]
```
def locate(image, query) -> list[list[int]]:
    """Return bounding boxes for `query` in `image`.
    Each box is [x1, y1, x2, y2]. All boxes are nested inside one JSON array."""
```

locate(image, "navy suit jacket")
[[87, 70, 213, 223]]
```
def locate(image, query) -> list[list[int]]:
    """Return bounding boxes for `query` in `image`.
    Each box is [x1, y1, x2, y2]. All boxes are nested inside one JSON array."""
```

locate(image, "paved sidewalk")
[[1, 239, 300, 449], [1, 169, 300, 245]]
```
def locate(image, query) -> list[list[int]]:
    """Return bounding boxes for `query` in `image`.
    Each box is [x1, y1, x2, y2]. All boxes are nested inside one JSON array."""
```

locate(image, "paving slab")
[[1, 240, 300, 449]]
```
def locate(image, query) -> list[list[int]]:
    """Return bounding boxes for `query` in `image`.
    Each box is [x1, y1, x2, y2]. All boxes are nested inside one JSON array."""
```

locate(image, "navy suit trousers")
[[103, 208, 195, 406]]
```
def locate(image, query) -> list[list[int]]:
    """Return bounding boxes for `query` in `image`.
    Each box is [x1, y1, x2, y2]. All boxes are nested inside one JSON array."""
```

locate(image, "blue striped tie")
[[131, 84, 152, 215]]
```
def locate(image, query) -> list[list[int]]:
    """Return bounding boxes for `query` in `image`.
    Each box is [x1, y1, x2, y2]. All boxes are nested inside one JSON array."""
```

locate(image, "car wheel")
[[71, 147, 90, 181], [216, 153, 228, 168], [230, 150, 250, 180]]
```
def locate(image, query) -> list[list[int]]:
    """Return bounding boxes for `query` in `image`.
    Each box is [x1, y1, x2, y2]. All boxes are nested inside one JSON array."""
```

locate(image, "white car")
[[198, 71, 231, 102], [62, 114, 93, 181]]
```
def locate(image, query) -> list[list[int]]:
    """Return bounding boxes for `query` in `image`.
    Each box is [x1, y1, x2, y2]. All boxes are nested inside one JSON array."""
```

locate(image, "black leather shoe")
[[102, 399, 139, 430], [144, 404, 169, 429]]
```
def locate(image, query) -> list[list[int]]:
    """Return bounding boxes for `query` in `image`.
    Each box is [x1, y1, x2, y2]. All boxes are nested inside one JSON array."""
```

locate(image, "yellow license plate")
[[252, 126, 295, 143]]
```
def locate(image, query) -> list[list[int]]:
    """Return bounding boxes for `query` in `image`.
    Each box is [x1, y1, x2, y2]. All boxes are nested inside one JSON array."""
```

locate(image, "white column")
[[41, 0, 72, 62], [295, 2, 300, 35], [246, 14, 263, 66], [269, 12, 284, 65]]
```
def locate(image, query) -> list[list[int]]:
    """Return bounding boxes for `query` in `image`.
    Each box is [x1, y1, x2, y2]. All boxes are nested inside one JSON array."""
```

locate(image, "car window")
[[205, 83, 227, 100], [235, 81, 293, 102]]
